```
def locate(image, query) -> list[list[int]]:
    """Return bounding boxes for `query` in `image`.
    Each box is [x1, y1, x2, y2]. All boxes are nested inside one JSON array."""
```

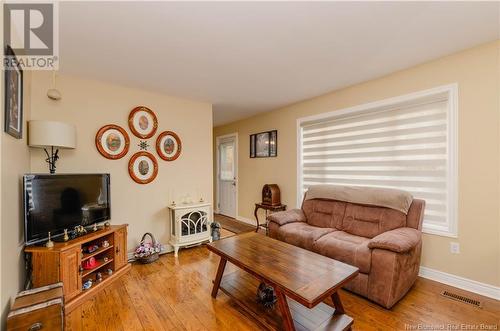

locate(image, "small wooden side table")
[[254, 203, 287, 233], [7, 282, 64, 331]]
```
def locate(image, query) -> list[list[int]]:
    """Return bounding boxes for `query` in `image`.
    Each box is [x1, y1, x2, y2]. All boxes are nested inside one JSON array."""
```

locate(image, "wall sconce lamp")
[[28, 120, 76, 174]]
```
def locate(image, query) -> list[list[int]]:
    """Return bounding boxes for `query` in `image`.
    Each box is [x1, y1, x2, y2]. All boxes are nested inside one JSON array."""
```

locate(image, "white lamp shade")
[[28, 120, 76, 149]]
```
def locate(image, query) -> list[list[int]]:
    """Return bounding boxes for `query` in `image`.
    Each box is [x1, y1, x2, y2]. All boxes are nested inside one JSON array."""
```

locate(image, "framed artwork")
[[250, 130, 277, 158], [95, 124, 130, 159], [128, 152, 158, 184], [128, 106, 158, 139], [4, 45, 23, 139], [156, 131, 182, 161]]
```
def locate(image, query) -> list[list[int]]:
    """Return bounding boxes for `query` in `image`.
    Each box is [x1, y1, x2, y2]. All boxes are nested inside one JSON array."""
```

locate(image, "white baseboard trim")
[[236, 216, 255, 226], [419, 266, 500, 300]]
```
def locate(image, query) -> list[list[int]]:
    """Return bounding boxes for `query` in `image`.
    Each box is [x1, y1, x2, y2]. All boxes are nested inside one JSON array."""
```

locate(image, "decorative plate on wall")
[[128, 106, 158, 139], [95, 124, 130, 159], [128, 152, 158, 184], [156, 131, 182, 161]]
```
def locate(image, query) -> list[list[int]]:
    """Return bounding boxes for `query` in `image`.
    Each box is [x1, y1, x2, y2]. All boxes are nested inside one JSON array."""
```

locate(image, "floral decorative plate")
[[95, 124, 130, 159], [156, 131, 182, 161], [128, 106, 158, 139]]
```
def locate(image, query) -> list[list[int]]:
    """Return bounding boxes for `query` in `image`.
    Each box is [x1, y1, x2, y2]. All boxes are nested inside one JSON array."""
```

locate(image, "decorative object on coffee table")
[[254, 203, 286, 233], [4, 45, 23, 139], [257, 282, 277, 308], [128, 106, 158, 139], [156, 131, 182, 161], [95, 124, 130, 159], [207, 232, 358, 331], [134, 232, 161, 264], [128, 151, 158, 184], [250, 130, 277, 158]]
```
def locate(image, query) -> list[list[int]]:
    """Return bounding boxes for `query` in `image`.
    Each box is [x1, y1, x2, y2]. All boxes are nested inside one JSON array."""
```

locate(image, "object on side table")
[[254, 203, 286, 233], [267, 184, 425, 309], [250, 130, 277, 158], [134, 232, 161, 264], [211, 221, 221, 241], [28, 120, 77, 174], [262, 184, 281, 206], [4, 45, 23, 139], [63, 229, 69, 241], [6, 283, 64, 331]]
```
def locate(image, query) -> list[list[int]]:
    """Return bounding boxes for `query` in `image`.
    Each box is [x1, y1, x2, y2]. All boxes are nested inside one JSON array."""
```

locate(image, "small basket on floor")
[[134, 232, 160, 264]]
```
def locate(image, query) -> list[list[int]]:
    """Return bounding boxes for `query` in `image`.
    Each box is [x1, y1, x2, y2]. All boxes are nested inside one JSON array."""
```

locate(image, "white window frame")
[[296, 84, 458, 238]]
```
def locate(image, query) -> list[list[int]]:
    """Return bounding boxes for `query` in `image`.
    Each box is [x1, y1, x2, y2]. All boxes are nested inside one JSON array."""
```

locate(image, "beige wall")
[[214, 41, 500, 287], [29, 72, 213, 251], [1, 71, 32, 325]]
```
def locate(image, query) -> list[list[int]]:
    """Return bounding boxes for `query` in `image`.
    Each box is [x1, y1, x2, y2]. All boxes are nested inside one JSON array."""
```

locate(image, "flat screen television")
[[23, 174, 111, 245]]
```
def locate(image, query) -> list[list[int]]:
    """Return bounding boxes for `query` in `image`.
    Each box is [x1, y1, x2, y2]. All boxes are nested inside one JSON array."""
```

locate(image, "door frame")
[[215, 132, 238, 217]]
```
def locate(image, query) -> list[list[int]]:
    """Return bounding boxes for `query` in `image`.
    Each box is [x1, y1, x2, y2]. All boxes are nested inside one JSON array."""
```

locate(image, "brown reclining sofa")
[[268, 185, 425, 309]]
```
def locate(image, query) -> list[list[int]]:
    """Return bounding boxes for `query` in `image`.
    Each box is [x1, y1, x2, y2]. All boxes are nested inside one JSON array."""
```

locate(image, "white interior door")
[[218, 136, 237, 218]]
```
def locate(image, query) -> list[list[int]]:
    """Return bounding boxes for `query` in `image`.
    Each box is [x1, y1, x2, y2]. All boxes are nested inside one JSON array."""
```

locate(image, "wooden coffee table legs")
[[274, 285, 295, 331], [211, 257, 227, 298], [331, 291, 345, 315]]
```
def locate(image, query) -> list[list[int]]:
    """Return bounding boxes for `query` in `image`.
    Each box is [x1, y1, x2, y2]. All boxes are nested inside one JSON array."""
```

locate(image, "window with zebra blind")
[[297, 85, 458, 237]]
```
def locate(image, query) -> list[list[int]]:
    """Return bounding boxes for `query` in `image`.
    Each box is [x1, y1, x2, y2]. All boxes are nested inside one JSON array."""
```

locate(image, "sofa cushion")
[[275, 222, 334, 250], [302, 199, 347, 229], [341, 203, 407, 238], [312, 231, 372, 273]]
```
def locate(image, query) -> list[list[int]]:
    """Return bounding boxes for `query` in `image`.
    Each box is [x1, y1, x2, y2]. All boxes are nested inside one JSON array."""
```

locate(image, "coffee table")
[[206, 232, 359, 331]]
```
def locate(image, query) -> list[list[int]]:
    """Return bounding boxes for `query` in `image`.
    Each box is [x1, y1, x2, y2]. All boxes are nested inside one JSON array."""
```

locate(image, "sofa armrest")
[[267, 209, 306, 226], [368, 227, 421, 253]]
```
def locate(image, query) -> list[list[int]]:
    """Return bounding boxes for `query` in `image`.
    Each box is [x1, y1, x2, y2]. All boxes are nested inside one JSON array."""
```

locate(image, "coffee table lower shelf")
[[219, 271, 353, 331]]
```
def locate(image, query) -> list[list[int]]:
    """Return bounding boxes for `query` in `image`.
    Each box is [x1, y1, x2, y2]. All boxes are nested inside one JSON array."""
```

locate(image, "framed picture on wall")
[[4, 45, 23, 139], [250, 130, 277, 158]]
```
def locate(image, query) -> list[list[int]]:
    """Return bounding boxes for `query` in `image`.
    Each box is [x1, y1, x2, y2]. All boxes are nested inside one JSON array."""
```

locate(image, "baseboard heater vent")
[[441, 290, 482, 308]]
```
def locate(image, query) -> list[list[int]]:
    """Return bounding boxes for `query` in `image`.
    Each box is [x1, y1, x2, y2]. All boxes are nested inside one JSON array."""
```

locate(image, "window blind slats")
[[300, 96, 450, 230]]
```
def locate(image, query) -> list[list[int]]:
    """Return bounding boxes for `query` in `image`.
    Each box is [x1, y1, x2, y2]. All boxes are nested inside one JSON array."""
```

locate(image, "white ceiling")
[[58, 2, 499, 126]]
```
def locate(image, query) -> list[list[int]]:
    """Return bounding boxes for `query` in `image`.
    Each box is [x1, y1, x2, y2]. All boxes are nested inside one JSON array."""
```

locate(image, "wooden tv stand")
[[24, 224, 131, 314]]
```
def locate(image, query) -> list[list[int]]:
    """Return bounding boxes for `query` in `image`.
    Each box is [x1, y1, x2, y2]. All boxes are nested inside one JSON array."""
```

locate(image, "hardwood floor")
[[214, 214, 255, 234], [66, 244, 500, 331]]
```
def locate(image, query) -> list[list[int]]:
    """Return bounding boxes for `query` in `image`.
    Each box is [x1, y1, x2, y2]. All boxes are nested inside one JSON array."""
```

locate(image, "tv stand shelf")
[[24, 224, 131, 316]]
